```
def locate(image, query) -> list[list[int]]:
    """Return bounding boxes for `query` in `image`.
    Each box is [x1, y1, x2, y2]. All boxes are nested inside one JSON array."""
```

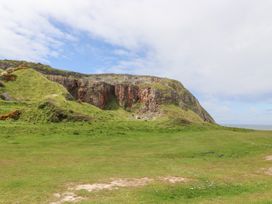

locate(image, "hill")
[[0, 60, 214, 124], [2, 60, 272, 204]]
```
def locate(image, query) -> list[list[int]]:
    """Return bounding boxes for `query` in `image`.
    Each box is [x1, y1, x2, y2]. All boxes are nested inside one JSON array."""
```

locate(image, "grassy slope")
[[0, 68, 205, 124], [3, 68, 68, 102], [0, 100, 26, 115], [160, 105, 204, 124], [0, 121, 272, 203], [0, 68, 123, 122]]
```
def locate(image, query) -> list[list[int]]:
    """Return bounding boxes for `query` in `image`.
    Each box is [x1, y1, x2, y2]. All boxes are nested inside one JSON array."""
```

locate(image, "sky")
[[0, 0, 271, 125]]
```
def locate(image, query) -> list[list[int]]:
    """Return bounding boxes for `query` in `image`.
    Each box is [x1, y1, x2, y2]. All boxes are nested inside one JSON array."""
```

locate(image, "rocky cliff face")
[[45, 74, 214, 123], [0, 60, 215, 123]]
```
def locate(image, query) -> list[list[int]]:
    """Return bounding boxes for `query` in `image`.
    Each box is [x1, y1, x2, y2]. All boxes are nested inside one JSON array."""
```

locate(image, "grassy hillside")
[[2, 68, 68, 102], [0, 68, 207, 124], [0, 59, 215, 123], [0, 68, 127, 122], [1, 121, 272, 203]]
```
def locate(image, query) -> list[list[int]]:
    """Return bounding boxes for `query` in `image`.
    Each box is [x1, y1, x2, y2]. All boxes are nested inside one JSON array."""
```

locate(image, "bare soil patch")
[[50, 192, 83, 204], [265, 155, 272, 161], [264, 168, 272, 176], [50, 176, 187, 204], [72, 177, 153, 192], [159, 176, 188, 183]]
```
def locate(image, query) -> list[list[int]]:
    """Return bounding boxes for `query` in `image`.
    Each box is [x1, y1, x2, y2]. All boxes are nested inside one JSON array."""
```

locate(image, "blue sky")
[[0, 0, 271, 125]]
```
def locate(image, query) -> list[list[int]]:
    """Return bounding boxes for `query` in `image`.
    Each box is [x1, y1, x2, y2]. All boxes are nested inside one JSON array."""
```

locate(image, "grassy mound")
[[0, 68, 106, 122], [1, 68, 69, 102]]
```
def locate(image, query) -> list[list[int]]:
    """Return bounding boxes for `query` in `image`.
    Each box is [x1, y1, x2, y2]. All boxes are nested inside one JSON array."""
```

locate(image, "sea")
[[223, 124, 272, 131]]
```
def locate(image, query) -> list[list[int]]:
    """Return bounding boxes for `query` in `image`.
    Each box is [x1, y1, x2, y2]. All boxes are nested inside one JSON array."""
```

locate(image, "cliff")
[[0, 60, 215, 123]]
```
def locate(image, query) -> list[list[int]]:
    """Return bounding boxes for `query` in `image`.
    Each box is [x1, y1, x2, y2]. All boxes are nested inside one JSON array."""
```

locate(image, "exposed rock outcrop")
[[45, 74, 214, 123], [0, 60, 215, 123]]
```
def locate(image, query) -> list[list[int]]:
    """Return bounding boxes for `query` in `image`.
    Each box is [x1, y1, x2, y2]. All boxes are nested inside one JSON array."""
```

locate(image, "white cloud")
[[0, 0, 73, 61], [0, 0, 272, 123]]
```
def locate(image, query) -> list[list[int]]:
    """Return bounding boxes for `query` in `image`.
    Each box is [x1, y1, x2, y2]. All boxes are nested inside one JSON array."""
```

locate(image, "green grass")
[[160, 104, 204, 124], [1, 67, 272, 203], [1, 121, 272, 203], [0, 100, 27, 114], [2, 68, 68, 102]]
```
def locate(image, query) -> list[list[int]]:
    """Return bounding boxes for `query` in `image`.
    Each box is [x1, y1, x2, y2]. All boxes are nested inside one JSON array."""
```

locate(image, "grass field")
[[1, 121, 272, 203]]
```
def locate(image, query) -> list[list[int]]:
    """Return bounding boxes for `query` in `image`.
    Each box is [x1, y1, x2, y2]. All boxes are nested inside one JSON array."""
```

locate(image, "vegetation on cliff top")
[[0, 62, 213, 124]]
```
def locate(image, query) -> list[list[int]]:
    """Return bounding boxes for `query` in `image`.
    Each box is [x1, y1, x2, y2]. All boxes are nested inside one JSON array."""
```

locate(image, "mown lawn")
[[1, 121, 272, 203]]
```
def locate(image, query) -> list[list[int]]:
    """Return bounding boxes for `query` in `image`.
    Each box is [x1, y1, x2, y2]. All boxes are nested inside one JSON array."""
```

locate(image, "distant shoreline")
[[223, 124, 272, 130]]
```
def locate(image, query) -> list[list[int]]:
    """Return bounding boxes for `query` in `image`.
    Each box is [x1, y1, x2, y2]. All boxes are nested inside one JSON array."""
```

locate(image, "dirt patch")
[[265, 155, 272, 161], [264, 168, 272, 176], [159, 176, 188, 184], [50, 192, 83, 204], [72, 177, 153, 192], [51, 176, 188, 204]]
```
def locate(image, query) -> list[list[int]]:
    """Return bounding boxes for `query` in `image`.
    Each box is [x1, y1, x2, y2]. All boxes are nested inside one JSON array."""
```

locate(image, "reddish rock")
[[45, 74, 215, 123], [0, 110, 21, 120], [138, 88, 157, 112], [114, 84, 139, 109]]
